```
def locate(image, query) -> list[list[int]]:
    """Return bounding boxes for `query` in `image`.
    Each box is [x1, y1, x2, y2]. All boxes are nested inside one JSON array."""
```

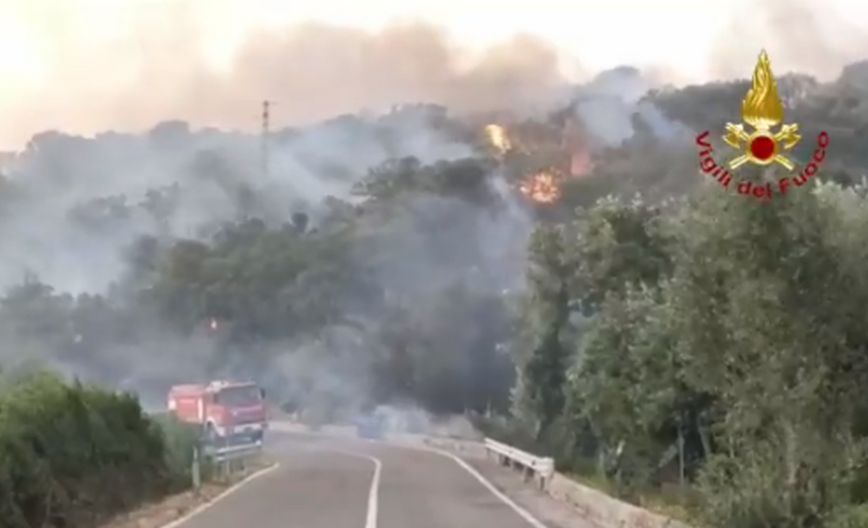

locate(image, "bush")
[[828, 503, 868, 528], [0, 371, 180, 527], [150, 412, 209, 488]]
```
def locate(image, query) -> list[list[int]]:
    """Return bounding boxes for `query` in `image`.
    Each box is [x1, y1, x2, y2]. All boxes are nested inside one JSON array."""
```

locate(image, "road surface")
[[171, 430, 589, 528]]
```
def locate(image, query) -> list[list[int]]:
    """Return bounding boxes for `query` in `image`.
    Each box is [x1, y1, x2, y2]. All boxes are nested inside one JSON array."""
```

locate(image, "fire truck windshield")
[[215, 386, 262, 406]]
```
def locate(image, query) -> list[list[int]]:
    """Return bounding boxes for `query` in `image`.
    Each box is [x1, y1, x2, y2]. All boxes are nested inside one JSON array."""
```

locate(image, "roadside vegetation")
[[2, 61, 868, 527], [0, 370, 199, 528], [499, 180, 868, 527]]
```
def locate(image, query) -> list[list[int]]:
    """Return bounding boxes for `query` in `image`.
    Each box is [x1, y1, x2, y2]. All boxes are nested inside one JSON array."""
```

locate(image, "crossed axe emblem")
[[723, 122, 801, 171]]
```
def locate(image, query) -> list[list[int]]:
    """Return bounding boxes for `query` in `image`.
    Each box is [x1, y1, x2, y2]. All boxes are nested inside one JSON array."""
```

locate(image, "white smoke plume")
[[0, 18, 572, 151]]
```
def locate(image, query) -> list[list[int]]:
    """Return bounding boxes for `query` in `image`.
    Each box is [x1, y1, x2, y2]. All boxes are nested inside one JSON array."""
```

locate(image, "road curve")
[[171, 430, 554, 528]]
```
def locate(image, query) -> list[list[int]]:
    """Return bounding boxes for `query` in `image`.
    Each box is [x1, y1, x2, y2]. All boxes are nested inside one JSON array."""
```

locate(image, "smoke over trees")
[[495, 60, 868, 526], [6, 50, 868, 527], [0, 106, 530, 416]]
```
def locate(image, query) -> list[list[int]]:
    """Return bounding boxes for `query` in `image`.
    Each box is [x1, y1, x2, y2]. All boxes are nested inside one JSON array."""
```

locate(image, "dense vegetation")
[[0, 371, 198, 527], [501, 182, 868, 526], [2, 61, 868, 526], [488, 61, 868, 527]]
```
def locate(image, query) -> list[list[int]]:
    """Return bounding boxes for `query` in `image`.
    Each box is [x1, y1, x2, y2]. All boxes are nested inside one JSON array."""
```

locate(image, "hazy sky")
[[1, 0, 867, 150]]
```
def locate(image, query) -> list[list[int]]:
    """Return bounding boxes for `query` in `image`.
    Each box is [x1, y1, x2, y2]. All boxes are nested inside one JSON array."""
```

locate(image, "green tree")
[[664, 183, 868, 527], [512, 225, 574, 441]]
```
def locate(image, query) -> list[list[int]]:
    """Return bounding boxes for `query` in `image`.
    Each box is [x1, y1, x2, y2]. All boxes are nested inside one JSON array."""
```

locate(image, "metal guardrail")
[[484, 438, 555, 487], [191, 439, 264, 489], [205, 440, 264, 463]]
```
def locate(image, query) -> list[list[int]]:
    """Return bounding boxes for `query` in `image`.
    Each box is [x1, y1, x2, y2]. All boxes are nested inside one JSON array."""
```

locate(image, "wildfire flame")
[[563, 118, 594, 178], [570, 149, 593, 178], [742, 49, 784, 130], [520, 171, 562, 204], [483, 119, 593, 204], [485, 124, 512, 154]]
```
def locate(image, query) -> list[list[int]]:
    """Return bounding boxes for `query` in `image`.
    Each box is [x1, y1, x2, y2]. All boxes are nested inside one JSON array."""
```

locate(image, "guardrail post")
[[484, 438, 559, 492], [192, 446, 201, 493]]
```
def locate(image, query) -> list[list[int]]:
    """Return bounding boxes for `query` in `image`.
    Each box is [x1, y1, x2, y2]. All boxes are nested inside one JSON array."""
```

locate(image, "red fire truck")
[[168, 380, 268, 444]]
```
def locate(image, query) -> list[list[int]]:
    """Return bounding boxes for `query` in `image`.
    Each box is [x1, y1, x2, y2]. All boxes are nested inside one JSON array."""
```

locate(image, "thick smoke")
[[0, 36, 696, 421], [572, 66, 693, 150], [0, 103, 535, 418], [0, 107, 474, 293], [0, 19, 572, 150], [708, 0, 868, 81]]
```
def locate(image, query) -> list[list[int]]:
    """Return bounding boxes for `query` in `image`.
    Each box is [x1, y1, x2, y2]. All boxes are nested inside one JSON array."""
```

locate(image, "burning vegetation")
[[484, 124, 512, 155], [519, 170, 562, 203], [483, 119, 594, 204]]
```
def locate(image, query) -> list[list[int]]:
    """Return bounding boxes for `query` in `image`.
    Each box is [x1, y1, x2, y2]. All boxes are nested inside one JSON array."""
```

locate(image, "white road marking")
[[366, 439, 549, 528], [160, 462, 280, 528], [365, 457, 382, 528], [272, 425, 546, 527], [330, 449, 382, 528], [428, 447, 549, 528]]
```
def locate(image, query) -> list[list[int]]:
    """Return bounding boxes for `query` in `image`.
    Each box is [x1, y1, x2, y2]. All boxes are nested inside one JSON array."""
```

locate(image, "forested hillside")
[[503, 61, 868, 526], [4, 58, 868, 525]]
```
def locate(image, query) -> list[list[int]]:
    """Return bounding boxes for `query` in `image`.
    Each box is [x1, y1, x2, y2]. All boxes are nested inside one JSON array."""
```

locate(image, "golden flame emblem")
[[723, 50, 801, 170]]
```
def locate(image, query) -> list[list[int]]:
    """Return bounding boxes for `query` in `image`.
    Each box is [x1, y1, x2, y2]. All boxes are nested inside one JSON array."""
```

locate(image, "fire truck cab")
[[168, 380, 268, 444]]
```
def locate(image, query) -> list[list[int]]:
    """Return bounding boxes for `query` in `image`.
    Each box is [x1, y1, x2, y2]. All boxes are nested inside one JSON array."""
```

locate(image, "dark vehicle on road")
[[354, 412, 386, 439]]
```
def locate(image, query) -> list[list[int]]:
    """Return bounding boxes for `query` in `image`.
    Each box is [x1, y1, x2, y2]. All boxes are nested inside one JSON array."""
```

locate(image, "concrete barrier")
[[547, 473, 692, 528], [413, 434, 692, 528]]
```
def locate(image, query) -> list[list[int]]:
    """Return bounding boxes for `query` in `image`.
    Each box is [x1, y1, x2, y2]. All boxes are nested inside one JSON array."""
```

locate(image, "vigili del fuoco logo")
[[695, 50, 830, 202]]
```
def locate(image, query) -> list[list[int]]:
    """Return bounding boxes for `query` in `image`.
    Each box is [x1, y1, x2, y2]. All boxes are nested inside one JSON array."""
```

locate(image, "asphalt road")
[[171, 431, 560, 528]]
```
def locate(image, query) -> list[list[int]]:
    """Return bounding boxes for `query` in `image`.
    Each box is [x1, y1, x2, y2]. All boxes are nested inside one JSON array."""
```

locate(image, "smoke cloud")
[[8, 2, 865, 421], [0, 100, 533, 419], [0, 19, 572, 151], [708, 0, 868, 81], [0, 106, 480, 293]]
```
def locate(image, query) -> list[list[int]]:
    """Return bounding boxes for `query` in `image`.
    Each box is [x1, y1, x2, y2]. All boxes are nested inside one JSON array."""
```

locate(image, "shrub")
[[0, 370, 180, 527], [150, 412, 208, 489]]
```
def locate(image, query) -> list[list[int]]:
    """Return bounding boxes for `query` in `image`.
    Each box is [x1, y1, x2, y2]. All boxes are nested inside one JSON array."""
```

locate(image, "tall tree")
[[513, 225, 574, 440]]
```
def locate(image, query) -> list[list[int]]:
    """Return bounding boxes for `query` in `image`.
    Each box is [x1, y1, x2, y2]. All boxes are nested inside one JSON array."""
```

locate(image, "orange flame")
[[563, 118, 594, 178], [485, 124, 512, 154], [520, 171, 562, 204], [570, 149, 593, 178]]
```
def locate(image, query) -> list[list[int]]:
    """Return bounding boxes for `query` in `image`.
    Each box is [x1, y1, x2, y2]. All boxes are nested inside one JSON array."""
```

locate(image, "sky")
[[0, 0, 867, 150]]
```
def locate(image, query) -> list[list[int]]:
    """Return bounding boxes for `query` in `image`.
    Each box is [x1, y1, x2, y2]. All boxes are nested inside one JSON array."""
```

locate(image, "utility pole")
[[261, 100, 273, 178]]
